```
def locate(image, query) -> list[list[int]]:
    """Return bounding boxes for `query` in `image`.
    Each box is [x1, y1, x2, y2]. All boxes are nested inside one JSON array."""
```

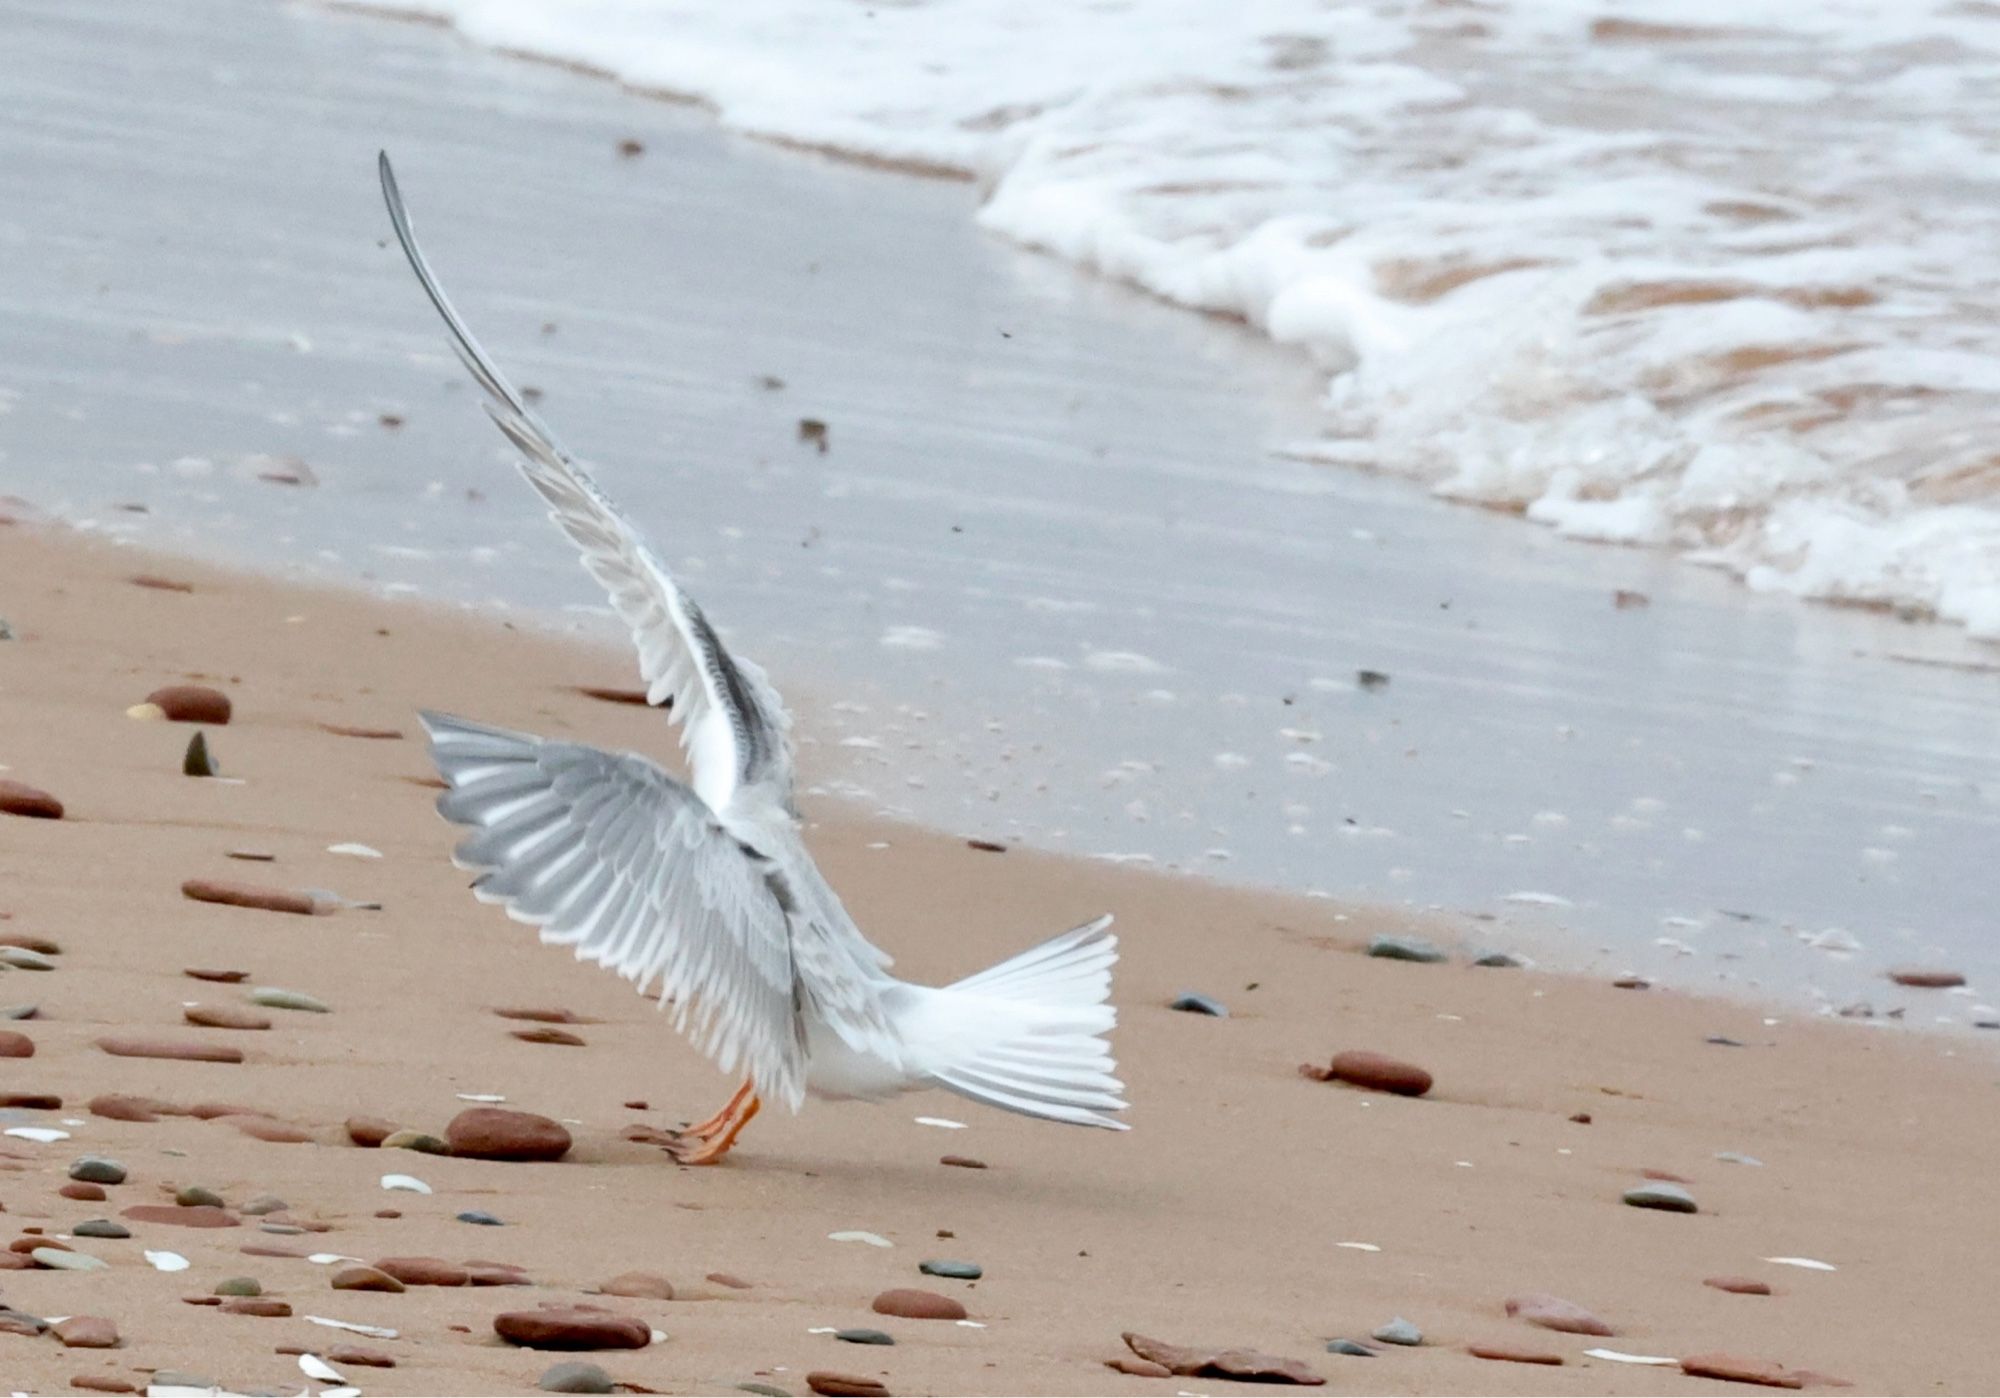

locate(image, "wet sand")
[[1, 526, 1996, 1396]]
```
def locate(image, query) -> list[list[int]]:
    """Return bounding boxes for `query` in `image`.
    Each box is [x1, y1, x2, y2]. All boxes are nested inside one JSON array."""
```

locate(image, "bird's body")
[[379, 154, 1126, 1160]]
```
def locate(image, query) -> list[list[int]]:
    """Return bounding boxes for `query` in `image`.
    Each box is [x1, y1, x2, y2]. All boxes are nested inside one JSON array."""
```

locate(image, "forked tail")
[[919, 915, 1128, 1130]]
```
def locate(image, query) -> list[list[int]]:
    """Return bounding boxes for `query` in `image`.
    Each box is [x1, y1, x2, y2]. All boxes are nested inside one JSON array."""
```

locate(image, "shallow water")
[[3, 0, 1998, 1022]]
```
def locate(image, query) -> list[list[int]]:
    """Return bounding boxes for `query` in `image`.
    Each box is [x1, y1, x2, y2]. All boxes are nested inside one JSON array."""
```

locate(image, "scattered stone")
[[121, 1205, 238, 1228], [1622, 1182, 1698, 1213], [966, 839, 1007, 853], [1356, 668, 1390, 690], [707, 1272, 753, 1289], [939, 1155, 986, 1169], [185, 1004, 271, 1031], [493, 1006, 593, 1024], [1505, 1293, 1614, 1336], [1889, 967, 1966, 989], [600, 1271, 673, 1300], [1371, 1318, 1422, 1347], [331, 1266, 405, 1293], [1324, 1340, 1375, 1357], [1469, 1342, 1564, 1365], [836, 1328, 895, 1345], [98, 1035, 244, 1065], [346, 1116, 400, 1147], [73, 1220, 130, 1239], [574, 686, 652, 707], [1302, 1050, 1433, 1097], [1706, 1036, 1746, 1047], [458, 1210, 504, 1227], [68, 1377, 138, 1394], [215, 1277, 262, 1296], [1679, 1353, 1804, 1388], [181, 880, 318, 916], [327, 1345, 395, 1367], [69, 1156, 127, 1185], [175, 1185, 225, 1208], [616, 137, 645, 158], [918, 1260, 981, 1280], [129, 573, 194, 592], [182, 731, 218, 777], [53, 1316, 119, 1348], [1168, 992, 1228, 1016], [798, 418, 830, 453], [240, 1195, 288, 1216], [872, 1288, 966, 1321], [541, 1360, 616, 1393], [0, 779, 63, 820], [0, 1029, 31, 1057], [495, 1306, 652, 1350], [61, 1182, 107, 1201], [1472, 950, 1528, 968], [220, 1297, 290, 1317], [375, 1255, 469, 1286], [185, 968, 250, 983], [512, 1026, 586, 1046], [249, 986, 331, 1013], [1123, 1332, 1324, 1385], [34, 1246, 108, 1271], [146, 684, 231, 724], [807, 1375, 888, 1398], [1705, 1276, 1772, 1295], [319, 722, 404, 740], [447, 1107, 572, 1162], [1366, 935, 1444, 963], [1569, 1112, 1592, 1124], [469, 1262, 532, 1287], [1613, 976, 1651, 990], [380, 1130, 452, 1155]]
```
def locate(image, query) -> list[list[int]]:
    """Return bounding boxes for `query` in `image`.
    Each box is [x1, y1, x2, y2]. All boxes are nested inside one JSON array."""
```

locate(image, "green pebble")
[[176, 1185, 225, 1208], [214, 1277, 262, 1297]]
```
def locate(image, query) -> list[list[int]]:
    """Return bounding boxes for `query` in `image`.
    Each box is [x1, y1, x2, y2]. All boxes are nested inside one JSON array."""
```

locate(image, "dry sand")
[[0, 524, 1995, 1396]]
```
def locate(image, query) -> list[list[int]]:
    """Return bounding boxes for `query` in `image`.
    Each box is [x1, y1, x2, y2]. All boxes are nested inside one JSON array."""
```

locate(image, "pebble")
[[73, 1220, 130, 1240], [872, 1287, 964, 1320], [1505, 1293, 1615, 1335], [34, 1246, 108, 1271], [249, 986, 331, 1013], [181, 880, 318, 916], [122, 1204, 238, 1228], [492, 1006, 591, 1024], [1613, 975, 1652, 989], [447, 1106, 572, 1161], [69, 1156, 128, 1185], [326, 1345, 395, 1367], [600, 1270, 674, 1299], [220, 1297, 289, 1317], [1371, 1318, 1423, 1346], [1305, 1050, 1433, 1097], [96, 1035, 242, 1064], [53, 1316, 119, 1348], [176, 1185, 226, 1208], [1123, 1332, 1323, 1384], [215, 1277, 263, 1296], [494, 1306, 652, 1350], [146, 684, 232, 723], [939, 1155, 986, 1169], [1705, 1276, 1772, 1295], [185, 967, 251, 985], [0, 779, 64, 820], [68, 1377, 137, 1394], [1168, 992, 1228, 1016], [345, 1116, 399, 1147], [738, 1385, 792, 1397], [1468, 1342, 1564, 1365], [1679, 1353, 1804, 1388], [0, 1003, 38, 1020], [918, 1260, 981, 1280], [512, 1026, 586, 1046], [182, 731, 217, 777], [184, 1004, 271, 1031], [707, 1272, 754, 1289], [331, 1266, 405, 1293], [1325, 1339, 1375, 1356], [375, 1255, 470, 1286], [241, 1194, 288, 1217], [61, 1182, 107, 1202], [1471, 950, 1528, 968], [0, 1091, 58, 1110], [807, 1374, 889, 1398], [458, 1210, 505, 1227], [380, 1129, 452, 1155], [836, 1328, 895, 1345], [1366, 934, 1446, 963], [540, 1361, 616, 1394], [1889, 967, 1966, 988], [0, 1029, 31, 1057], [1622, 1182, 1698, 1213]]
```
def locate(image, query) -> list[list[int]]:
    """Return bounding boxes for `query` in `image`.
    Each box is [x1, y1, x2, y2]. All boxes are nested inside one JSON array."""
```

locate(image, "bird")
[[377, 152, 1128, 1163]]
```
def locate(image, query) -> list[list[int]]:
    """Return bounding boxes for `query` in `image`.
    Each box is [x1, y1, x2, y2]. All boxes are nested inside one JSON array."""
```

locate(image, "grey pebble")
[[918, 1259, 982, 1280], [176, 1185, 226, 1208], [457, 1209, 505, 1226], [1623, 1182, 1699, 1213], [33, 1246, 107, 1271], [0, 1003, 37, 1020], [1471, 950, 1528, 968], [835, 1328, 895, 1345], [68, 1155, 127, 1185], [1326, 1339, 1376, 1357], [1366, 936, 1445, 964], [737, 1386, 791, 1397], [1168, 992, 1228, 1017], [0, 947, 54, 971], [249, 986, 331, 1013], [214, 1276, 263, 1297], [1370, 1318, 1422, 1346], [151, 1376, 218, 1393], [260, 1222, 307, 1235], [183, 730, 218, 778], [240, 1194, 289, 1216], [1706, 1036, 1747, 1047], [539, 1361, 615, 1394], [72, 1219, 130, 1239]]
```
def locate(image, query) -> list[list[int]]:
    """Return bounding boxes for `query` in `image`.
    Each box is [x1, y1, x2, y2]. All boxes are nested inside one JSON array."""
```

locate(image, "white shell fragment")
[[1585, 1349, 1676, 1365], [1764, 1256, 1837, 1271], [144, 1250, 190, 1272], [308, 1253, 363, 1265], [4, 1127, 70, 1143], [456, 1093, 506, 1103], [380, 1173, 431, 1193], [306, 1314, 400, 1339], [914, 1116, 967, 1129], [828, 1230, 893, 1247], [1335, 1241, 1381, 1252], [298, 1355, 345, 1382], [327, 842, 383, 859]]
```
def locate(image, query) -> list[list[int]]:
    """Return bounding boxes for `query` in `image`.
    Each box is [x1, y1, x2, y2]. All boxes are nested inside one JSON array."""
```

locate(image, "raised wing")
[[423, 711, 809, 1109], [379, 151, 792, 815]]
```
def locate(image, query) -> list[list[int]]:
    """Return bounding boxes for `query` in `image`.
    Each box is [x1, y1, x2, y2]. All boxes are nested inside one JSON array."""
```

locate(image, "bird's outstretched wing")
[[423, 711, 809, 1108], [379, 151, 792, 816]]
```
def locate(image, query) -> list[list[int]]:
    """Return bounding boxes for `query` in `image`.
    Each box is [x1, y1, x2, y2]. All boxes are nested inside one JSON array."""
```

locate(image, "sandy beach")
[[1, 525, 1997, 1396]]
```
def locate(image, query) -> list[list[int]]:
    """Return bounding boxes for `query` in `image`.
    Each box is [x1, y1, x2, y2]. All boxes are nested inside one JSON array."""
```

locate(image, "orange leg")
[[677, 1080, 753, 1141], [669, 1091, 761, 1166]]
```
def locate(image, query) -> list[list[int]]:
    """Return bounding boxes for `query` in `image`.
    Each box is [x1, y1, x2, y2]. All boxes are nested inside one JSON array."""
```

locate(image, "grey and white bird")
[[378, 153, 1127, 1162]]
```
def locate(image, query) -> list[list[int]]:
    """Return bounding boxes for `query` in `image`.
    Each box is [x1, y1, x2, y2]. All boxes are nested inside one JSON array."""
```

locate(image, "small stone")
[[798, 418, 829, 452], [0, 779, 63, 819], [1168, 992, 1228, 1017], [240, 1194, 288, 1216], [376, 1255, 469, 1286], [248, 986, 331, 1013], [183, 731, 217, 777], [1122, 1333, 1322, 1384], [61, 1182, 108, 1201], [34, 1246, 108, 1271], [446, 1107, 572, 1162], [184, 1003, 271, 1031], [53, 1315, 119, 1348], [96, 1035, 242, 1063], [469, 1262, 532, 1286], [871, 1288, 966, 1321], [1505, 1293, 1615, 1336], [918, 1259, 981, 1280], [215, 1276, 262, 1296], [185, 968, 251, 984], [1472, 951, 1528, 968], [121, 1205, 238, 1228], [458, 1210, 505, 1226], [319, 722, 404, 740], [1306, 1050, 1433, 1097], [327, 1345, 395, 1367], [939, 1155, 986, 1169], [73, 1220, 130, 1239], [0, 1029, 31, 1057], [492, 1006, 590, 1023], [706, 1272, 753, 1289], [380, 1130, 452, 1155], [1705, 1276, 1772, 1295], [1613, 976, 1651, 990], [495, 1306, 652, 1350], [1366, 934, 1445, 963], [512, 1026, 586, 1046], [68, 1377, 138, 1394], [176, 1185, 225, 1208], [346, 1116, 399, 1147], [69, 1156, 127, 1185], [146, 684, 232, 723], [1622, 1182, 1698, 1213], [807, 1375, 888, 1398], [600, 1270, 673, 1299], [181, 880, 318, 916], [1679, 1353, 1803, 1388], [540, 1360, 615, 1394], [220, 1297, 290, 1317], [1889, 967, 1966, 989], [332, 1265, 405, 1292], [1468, 1342, 1564, 1365], [1569, 1112, 1592, 1124], [836, 1328, 895, 1345], [1371, 1318, 1422, 1346], [1325, 1339, 1375, 1357], [0, 1090, 57, 1109]]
